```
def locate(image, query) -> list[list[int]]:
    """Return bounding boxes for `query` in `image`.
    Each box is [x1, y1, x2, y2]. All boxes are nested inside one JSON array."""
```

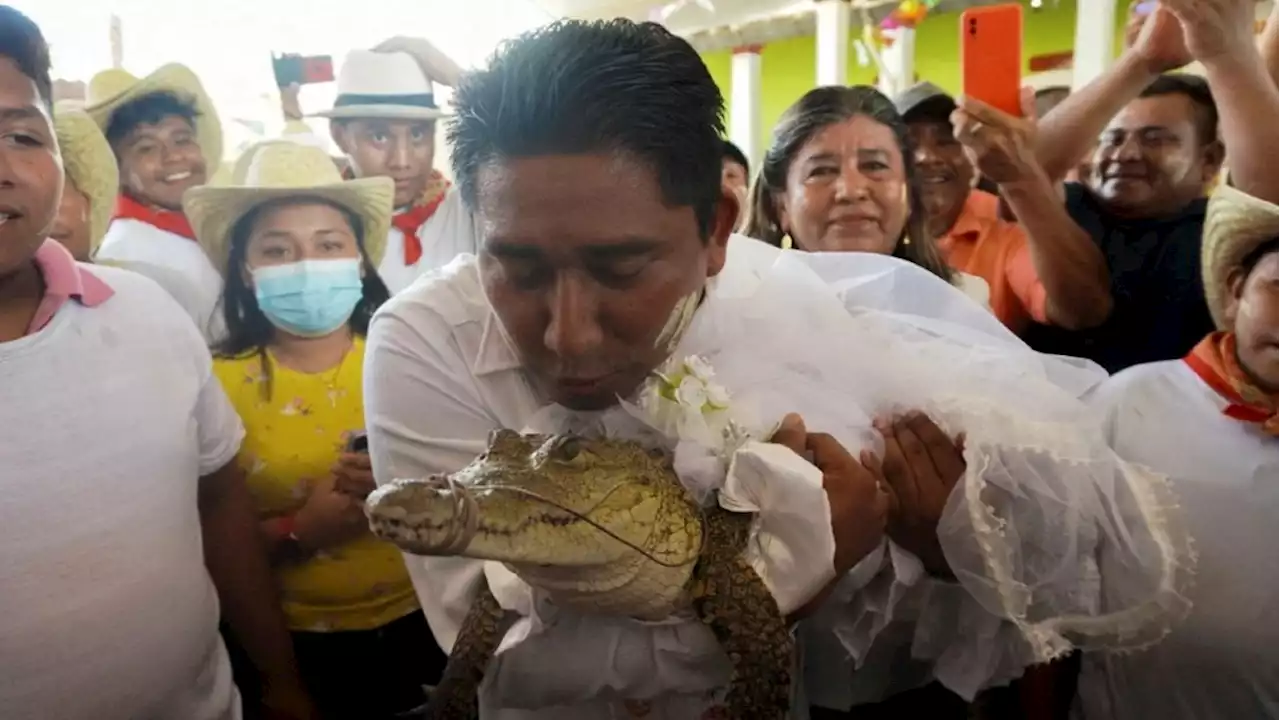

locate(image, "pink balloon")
[[880, 15, 902, 29]]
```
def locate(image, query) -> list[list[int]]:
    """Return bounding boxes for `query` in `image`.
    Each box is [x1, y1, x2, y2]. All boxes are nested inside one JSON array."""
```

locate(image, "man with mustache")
[[363, 19, 1188, 719], [1024, 0, 1278, 373], [895, 82, 1111, 333]]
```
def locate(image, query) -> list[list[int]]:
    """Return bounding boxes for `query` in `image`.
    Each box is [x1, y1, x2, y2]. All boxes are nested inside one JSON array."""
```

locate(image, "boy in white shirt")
[[315, 42, 479, 293], [0, 12, 314, 718], [86, 61, 226, 341], [1076, 184, 1278, 720]]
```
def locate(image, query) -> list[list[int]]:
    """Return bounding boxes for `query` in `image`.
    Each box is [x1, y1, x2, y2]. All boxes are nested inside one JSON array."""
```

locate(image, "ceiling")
[[532, 0, 813, 35], [531, 0, 1011, 52]]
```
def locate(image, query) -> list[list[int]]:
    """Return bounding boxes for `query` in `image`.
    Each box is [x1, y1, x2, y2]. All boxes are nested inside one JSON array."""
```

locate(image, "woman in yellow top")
[[185, 141, 445, 719]]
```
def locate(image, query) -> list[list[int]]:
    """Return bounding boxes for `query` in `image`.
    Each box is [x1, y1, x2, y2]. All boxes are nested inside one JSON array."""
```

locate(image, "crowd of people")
[[0, 0, 1276, 718]]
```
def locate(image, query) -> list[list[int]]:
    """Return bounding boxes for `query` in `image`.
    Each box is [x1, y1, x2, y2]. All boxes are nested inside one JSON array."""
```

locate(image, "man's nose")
[[1114, 135, 1144, 161], [388, 139, 412, 170], [543, 274, 604, 361]]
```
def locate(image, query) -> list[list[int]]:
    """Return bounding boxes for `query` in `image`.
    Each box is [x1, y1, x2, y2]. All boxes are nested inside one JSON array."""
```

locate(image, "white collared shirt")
[[1075, 360, 1278, 720], [376, 190, 481, 295], [96, 218, 226, 342]]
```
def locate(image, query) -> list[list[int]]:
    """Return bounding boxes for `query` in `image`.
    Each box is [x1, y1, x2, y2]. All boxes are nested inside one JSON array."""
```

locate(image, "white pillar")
[[815, 0, 851, 86], [878, 27, 916, 97], [1071, 0, 1119, 90], [730, 44, 763, 172]]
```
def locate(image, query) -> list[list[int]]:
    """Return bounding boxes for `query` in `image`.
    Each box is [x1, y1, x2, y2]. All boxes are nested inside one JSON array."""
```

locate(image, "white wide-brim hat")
[[53, 103, 120, 252], [183, 141, 394, 276], [84, 63, 223, 172], [1202, 184, 1280, 330], [312, 50, 448, 121]]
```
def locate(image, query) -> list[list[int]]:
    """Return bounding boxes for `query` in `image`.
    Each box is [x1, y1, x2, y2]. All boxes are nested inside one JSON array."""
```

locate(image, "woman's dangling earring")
[[781, 233, 794, 250], [900, 186, 911, 245]]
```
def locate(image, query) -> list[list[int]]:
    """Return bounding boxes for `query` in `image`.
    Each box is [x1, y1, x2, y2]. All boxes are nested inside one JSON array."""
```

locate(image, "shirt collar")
[[26, 239, 114, 333], [472, 309, 524, 376], [943, 190, 999, 244]]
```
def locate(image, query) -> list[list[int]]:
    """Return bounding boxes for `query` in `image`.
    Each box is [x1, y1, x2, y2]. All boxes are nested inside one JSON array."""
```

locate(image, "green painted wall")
[[705, 0, 1129, 151]]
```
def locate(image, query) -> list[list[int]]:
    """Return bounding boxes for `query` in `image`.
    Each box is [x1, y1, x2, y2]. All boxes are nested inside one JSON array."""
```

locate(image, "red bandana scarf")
[[113, 195, 196, 240], [1184, 331, 1279, 437], [391, 171, 450, 267]]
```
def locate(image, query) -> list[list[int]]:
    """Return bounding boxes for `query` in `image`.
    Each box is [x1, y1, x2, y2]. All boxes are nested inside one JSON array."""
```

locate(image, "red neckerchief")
[[392, 171, 450, 266], [1184, 331, 1279, 437], [113, 194, 196, 240]]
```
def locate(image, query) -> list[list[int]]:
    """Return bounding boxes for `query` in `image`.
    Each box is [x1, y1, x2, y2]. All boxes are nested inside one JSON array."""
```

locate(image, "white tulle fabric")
[[657, 245, 1195, 702]]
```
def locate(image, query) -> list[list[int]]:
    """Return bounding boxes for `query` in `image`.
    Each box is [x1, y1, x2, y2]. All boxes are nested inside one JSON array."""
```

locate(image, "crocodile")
[[365, 429, 793, 720]]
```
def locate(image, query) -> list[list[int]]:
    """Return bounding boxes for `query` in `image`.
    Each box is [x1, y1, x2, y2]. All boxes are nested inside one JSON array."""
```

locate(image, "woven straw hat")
[[183, 141, 394, 277], [53, 103, 119, 252], [84, 64, 223, 171], [1202, 184, 1280, 329]]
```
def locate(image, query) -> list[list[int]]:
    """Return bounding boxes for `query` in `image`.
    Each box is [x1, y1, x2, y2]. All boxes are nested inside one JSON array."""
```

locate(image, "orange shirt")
[[936, 190, 1048, 331]]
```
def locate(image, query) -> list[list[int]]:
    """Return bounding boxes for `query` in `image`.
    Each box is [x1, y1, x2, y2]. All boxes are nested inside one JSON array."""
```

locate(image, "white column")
[[815, 0, 851, 86], [1071, 0, 1119, 90], [730, 44, 763, 172], [878, 27, 916, 97]]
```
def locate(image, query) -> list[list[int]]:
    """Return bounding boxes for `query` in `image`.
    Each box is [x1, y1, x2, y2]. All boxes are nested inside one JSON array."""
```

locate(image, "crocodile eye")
[[551, 435, 581, 461]]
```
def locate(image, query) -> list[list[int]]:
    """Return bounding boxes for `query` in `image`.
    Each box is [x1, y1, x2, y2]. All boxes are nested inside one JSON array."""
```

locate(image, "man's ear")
[[1202, 139, 1227, 183], [329, 121, 352, 155], [705, 185, 737, 278], [1222, 266, 1247, 326]]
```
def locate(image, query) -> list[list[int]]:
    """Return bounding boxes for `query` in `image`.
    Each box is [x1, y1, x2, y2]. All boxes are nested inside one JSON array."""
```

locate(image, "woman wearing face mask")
[[185, 141, 446, 720], [745, 85, 992, 309]]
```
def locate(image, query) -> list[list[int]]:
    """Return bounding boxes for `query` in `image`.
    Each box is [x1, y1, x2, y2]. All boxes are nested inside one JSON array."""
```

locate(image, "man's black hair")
[[0, 6, 52, 111], [1241, 238, 1280, 277], [448, 19, 726, 239], [722, 139, 748, 174], [104, 91, 200, 147], [1140, 74, 1219, 146]]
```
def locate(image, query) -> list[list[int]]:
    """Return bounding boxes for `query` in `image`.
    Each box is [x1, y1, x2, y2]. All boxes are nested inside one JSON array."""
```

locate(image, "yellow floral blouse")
[[213, 337, 419, 632]]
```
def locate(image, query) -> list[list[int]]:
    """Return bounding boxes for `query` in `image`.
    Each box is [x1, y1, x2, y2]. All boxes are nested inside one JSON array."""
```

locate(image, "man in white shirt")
[[1076, 185, 1278, 720], [315, 41, 479, 294], [86, 61, 226, 341], [364, 19, 1188, 720], [0, 14, 314, 718]]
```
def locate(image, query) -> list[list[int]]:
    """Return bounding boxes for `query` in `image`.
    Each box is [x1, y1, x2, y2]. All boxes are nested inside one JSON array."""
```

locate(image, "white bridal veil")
[[656, 237, 1194, 702]]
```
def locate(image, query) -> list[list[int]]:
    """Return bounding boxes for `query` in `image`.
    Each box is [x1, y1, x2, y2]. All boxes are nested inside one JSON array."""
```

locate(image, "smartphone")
[[960, 4, 1024, 117], [346, 432, 369, 454], [271, 53, 335, 89]]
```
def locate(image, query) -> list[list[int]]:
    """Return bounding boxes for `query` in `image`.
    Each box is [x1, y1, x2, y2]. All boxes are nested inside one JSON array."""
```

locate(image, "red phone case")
[[301, 56, 335, 84], [960, 4, 1024, 117]]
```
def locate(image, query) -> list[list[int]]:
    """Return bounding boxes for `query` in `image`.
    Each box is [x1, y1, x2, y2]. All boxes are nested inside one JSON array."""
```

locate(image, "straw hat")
[[84, 63, 223, 171], [53, 103, 119, 251], [312, 50, 447, 121], [1202, 184, 1280, 329], [183, 141, 393, 276]]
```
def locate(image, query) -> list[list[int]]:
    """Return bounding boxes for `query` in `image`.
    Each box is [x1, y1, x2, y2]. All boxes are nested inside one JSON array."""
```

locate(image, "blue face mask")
[[251, 258, 364, 337]]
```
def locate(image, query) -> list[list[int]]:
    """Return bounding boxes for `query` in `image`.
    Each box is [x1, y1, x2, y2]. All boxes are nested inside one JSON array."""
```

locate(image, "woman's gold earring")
[[780, 234, 794, 250]]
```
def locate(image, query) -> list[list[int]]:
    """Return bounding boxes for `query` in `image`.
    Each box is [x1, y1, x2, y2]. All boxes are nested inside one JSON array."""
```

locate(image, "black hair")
[[722, 139, 749, 174], [1140, 74, 1219, 146], [0, 6, 52, 111], [104, 90, 199, 147], [744, 85, 954, 283], [448, 19, 725, 240], [1241, 238, 1280, 277], [215, 197, 390, 399]]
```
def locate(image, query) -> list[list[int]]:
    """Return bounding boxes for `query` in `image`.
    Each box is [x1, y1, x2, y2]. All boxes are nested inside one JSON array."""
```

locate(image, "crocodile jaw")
[[365, 477, 645, 567]]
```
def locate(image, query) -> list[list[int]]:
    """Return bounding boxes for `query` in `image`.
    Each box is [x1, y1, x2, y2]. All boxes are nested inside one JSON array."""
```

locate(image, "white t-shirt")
[[377, 189, 480, 295], [1075, 360, 1278, 720], [0, 264, 246, 720], [96, 218, 226, 342]]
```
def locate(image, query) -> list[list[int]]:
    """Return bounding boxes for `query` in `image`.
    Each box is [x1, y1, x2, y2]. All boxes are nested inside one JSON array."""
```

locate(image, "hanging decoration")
[[876, 0, 942, 36]]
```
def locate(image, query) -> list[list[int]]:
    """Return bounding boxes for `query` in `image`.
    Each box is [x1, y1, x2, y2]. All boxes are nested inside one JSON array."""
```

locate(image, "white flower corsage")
[[624, 354, 760, 500]]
